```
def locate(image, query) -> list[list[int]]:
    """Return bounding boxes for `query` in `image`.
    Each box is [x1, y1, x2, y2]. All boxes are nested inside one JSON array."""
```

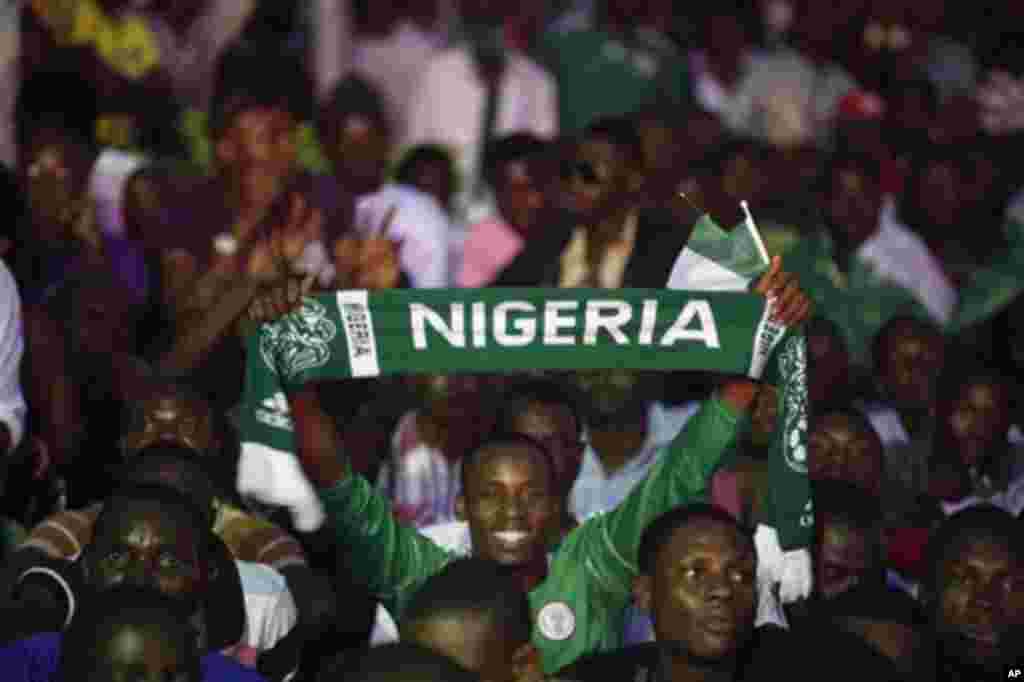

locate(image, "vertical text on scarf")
[[409, 299, 722, 349]]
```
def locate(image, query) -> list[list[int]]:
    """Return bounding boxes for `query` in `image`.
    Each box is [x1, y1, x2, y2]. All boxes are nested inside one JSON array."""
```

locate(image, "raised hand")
[[753, 256, 813, 327], [246, 194, 323, 284]]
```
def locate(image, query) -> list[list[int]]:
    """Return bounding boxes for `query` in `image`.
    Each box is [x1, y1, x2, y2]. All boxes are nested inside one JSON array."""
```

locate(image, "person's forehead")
[[472, 443, 549, 480], [232, 106, 295, 133], [943, 536, 1018, 571], [143, 392, 208, 417], [961, 381, 1003, 406], [514, 401, 574, 433], [832, 165, 875, 191], [106, 623, 184, 659], [500, 160, 535, 185], [821, 516, 868, 545], [661, 518, 753, 563], [101, 502, 193, 541], [816, 414, 863, 439], [577, 138, 623, 165]]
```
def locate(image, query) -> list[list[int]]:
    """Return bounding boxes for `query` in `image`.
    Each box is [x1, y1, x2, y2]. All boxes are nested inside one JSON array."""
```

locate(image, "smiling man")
[[287, 374, 767, 675]]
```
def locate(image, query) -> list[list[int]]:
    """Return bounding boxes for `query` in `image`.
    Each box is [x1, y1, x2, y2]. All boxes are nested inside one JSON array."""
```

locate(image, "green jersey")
[[318, 397, 744, 673]]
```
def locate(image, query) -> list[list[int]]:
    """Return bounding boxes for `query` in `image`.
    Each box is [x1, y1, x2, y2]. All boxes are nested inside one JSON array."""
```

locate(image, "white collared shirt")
[[569, 402, 699, 522], [858, 208, 957, 325], [0, 260, 25, 451], [354, 183, 452, 288]]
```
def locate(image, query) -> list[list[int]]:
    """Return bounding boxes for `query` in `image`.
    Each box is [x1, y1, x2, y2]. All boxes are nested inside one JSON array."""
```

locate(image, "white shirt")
[[88, 149, 147, 238], [354, 183, 451, 288], [355, 21, 445, 134], [859, 210, 957, 325], [0, 259, 25, 450], [570, 402, 698, 522], [235, 560, 299, 652], [403, 46, 557, 217]]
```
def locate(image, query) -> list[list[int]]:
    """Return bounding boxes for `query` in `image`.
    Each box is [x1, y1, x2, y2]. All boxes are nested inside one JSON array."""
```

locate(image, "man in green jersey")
[[282, 267, 811, 674]]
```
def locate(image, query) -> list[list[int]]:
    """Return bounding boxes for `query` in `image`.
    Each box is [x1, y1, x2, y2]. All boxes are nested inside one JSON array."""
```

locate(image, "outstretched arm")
[[287, 383, 452, 618]]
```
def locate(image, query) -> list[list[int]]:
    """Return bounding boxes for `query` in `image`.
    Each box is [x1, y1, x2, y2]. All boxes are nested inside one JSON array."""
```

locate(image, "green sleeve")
[[318, 476, 454, 620], [949, 219, 1024, 331], [555, 397, 745, 602]]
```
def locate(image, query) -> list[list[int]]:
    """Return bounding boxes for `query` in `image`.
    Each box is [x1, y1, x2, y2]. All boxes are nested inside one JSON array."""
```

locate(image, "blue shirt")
[[0, 633, 268, 682]]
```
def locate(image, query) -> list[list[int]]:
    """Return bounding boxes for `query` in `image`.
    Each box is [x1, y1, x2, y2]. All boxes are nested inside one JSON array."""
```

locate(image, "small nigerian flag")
[[668, 201, 771, 292]]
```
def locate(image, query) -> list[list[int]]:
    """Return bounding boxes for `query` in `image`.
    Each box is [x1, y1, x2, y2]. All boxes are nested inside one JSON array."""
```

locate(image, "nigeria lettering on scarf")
[[240, 286, 812, 551], [407, 298, 721, 350], [260, 289, 775, 384]]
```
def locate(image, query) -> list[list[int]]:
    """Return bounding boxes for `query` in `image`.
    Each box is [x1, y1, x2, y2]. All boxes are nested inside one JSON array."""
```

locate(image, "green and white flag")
[[236, 210, 812, 560], [668, 202, 772, 291]]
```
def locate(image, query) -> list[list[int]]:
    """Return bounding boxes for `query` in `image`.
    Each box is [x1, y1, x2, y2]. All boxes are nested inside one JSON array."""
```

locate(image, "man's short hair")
[[807, 316, 847, 354], [16, 53, 100, 152], [461, 432, 557, 494], [393, 144, 457, 189], [402, 558, 533, 644], [583, 116, 645, 166], [209, 46, 313, 139], [118, 447, 221, 529], [924, 505, 1022, 595], [482, 133, 548, 188], [810, 406, 882, 450], [638, 503, 754, 575], [341, 642, 480, 682], [871, 315, 943, 374], [61, 585, 198, 677], [494, 375, 584, 440], [818, 148, 885, 196], [812, 479, 883, 531], [317, 75, 391, 139]]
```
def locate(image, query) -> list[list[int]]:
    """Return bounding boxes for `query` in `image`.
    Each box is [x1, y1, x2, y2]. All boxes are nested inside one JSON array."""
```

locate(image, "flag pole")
[[740, 200, 771, 266]]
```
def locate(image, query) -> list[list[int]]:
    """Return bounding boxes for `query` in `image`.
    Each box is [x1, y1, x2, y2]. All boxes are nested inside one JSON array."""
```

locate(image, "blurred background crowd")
[[0, 0, 1024, 680]]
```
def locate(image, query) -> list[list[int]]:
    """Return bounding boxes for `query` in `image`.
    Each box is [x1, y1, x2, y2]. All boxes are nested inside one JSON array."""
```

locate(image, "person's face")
[[408, 159, 453, 211], [947, 381, 1010, 468], [637, 120, 681, 177], [808, 330, 851, 406], [414, 374, 484, 421], [934, 538, 1024, 666], [510, 402, 583, 497], [84, 502, 206, 604], [459, 445, 557, 567], [409, 614, 540, 682], [826, 165, 883, 246], [92, 624, 199, 682], [494, 159, 546, 235], [328, 113, 391, 187], [122, 393, 217, 457], [879, 329, 944, 409], [635, 518, 757, 661], [560, 139, 635, 223], [570, 369, 644, 425], [808, 414, 883, 496], [217, 107, 298, 202], [815, 515, 872, 600], [20, 133, 86, 242]]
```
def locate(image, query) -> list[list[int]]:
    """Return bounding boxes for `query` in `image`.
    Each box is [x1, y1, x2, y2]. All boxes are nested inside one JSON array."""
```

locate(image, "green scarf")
[[238, 287, 811, 550]]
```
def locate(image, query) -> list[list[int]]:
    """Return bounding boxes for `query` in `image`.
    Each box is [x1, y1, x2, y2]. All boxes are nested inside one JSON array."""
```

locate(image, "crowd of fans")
[[0, 0, 1023, 680]]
